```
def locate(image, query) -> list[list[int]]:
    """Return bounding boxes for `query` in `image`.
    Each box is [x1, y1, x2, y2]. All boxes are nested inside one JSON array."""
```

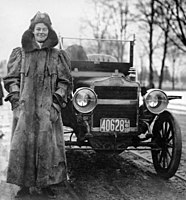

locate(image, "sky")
[[0, 0, 88, 60]]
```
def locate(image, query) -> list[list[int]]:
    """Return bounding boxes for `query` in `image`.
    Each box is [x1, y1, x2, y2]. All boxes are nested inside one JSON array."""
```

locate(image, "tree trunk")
[[172, 58, 176, 90], [158, 30, 169, 89], [148, 0, 155, 88]]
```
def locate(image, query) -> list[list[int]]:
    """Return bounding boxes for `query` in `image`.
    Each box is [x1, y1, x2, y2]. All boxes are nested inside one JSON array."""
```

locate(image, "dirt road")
[[1, 150, 186, 200]]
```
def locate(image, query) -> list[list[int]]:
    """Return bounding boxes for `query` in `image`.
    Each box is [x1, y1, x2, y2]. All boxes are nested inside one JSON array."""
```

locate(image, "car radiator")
[[92, 86, 139, 133]]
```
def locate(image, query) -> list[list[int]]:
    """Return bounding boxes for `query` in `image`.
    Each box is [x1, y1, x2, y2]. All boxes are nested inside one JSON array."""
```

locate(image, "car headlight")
[[73, 87, 97, 113], [144, 89, 168, 114]]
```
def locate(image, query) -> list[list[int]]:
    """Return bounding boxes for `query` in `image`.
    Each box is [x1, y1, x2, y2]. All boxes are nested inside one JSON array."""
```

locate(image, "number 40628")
[[100, 118, 130, 132]]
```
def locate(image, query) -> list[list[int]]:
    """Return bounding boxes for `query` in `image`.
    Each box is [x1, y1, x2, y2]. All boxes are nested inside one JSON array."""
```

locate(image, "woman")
[[3, 12, 72, 198]]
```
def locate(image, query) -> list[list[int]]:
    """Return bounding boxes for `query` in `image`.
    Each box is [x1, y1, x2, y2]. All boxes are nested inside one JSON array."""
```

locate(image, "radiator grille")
[[94, 86, 138, 99], [92, 85, 138, 131]]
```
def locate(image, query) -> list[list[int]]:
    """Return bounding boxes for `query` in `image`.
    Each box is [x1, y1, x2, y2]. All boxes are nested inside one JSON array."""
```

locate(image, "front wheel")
[[151, 111, 182, 179]]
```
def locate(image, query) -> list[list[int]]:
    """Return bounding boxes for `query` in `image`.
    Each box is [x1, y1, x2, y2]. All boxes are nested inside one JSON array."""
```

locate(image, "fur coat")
[[3, 27, 72, 187]]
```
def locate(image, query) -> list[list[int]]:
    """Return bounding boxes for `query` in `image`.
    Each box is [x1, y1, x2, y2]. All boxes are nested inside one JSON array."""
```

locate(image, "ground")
[[0, 150, 186, 200]]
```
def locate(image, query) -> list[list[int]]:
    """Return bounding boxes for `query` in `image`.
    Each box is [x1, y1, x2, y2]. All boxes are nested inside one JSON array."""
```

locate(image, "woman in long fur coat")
[[3, 12, 73, 198]]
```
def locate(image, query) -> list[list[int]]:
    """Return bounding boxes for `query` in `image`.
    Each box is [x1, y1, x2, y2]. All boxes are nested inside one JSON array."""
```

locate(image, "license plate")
[[100, 118, 130, 132]]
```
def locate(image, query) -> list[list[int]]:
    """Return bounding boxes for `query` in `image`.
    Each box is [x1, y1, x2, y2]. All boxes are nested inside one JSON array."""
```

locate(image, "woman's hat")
[[29, 11, 52, 30]]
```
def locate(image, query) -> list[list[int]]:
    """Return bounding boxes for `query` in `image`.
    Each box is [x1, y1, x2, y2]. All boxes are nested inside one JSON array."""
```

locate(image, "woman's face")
[[33, 23, 49, 43]]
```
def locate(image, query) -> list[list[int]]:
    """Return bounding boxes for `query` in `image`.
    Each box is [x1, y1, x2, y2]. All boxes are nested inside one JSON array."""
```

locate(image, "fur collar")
[[21, 28, 58, 52]]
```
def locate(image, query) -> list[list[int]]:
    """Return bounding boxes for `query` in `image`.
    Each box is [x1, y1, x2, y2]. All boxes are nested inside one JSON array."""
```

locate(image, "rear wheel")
[[151, 111, 182, 179]]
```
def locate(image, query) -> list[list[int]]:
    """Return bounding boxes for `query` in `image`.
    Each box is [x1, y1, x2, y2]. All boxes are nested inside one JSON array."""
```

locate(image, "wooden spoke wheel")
[[151, 111, 182, 179]]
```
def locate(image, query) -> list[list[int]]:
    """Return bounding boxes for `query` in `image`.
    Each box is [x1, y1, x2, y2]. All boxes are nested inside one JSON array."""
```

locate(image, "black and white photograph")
[[0, 0, 186, 199]]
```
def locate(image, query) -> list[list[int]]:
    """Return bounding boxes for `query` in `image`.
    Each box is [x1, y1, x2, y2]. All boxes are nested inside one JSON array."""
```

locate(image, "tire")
[[151, 110, 182, 179]]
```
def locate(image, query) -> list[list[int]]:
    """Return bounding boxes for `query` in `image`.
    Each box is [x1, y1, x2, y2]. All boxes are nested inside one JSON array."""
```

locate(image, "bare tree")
[[171, 0, 186, 49], [135, 0, 156, 88], [168, 46, 183, 90], [80, 0, 112, 53], [102, 0, 130, 61], [154, 1, 173, 89], [81, 0, 131, 61], [154, 0, 186, 89], [155, 0, 186, 52]]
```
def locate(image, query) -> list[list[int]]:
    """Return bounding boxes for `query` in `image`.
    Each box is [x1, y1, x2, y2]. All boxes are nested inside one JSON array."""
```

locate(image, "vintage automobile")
[[60, 37, 182, 179]]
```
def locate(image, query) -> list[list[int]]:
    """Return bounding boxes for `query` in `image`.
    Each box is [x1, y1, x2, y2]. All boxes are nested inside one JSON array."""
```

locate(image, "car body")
[[60, 37, 182, 179]]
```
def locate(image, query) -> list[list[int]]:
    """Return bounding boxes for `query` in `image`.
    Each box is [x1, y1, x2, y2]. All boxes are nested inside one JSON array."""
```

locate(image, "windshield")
[[60, 37, 132, 63]]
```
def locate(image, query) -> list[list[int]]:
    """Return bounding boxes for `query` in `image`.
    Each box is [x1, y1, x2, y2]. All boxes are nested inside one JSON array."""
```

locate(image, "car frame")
[[60, 37, 182, 179]]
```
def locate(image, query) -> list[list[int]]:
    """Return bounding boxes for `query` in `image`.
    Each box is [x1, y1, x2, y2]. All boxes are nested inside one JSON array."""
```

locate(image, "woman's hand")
[[7, 92, 20, 110], [50, 104, 59, 122]]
